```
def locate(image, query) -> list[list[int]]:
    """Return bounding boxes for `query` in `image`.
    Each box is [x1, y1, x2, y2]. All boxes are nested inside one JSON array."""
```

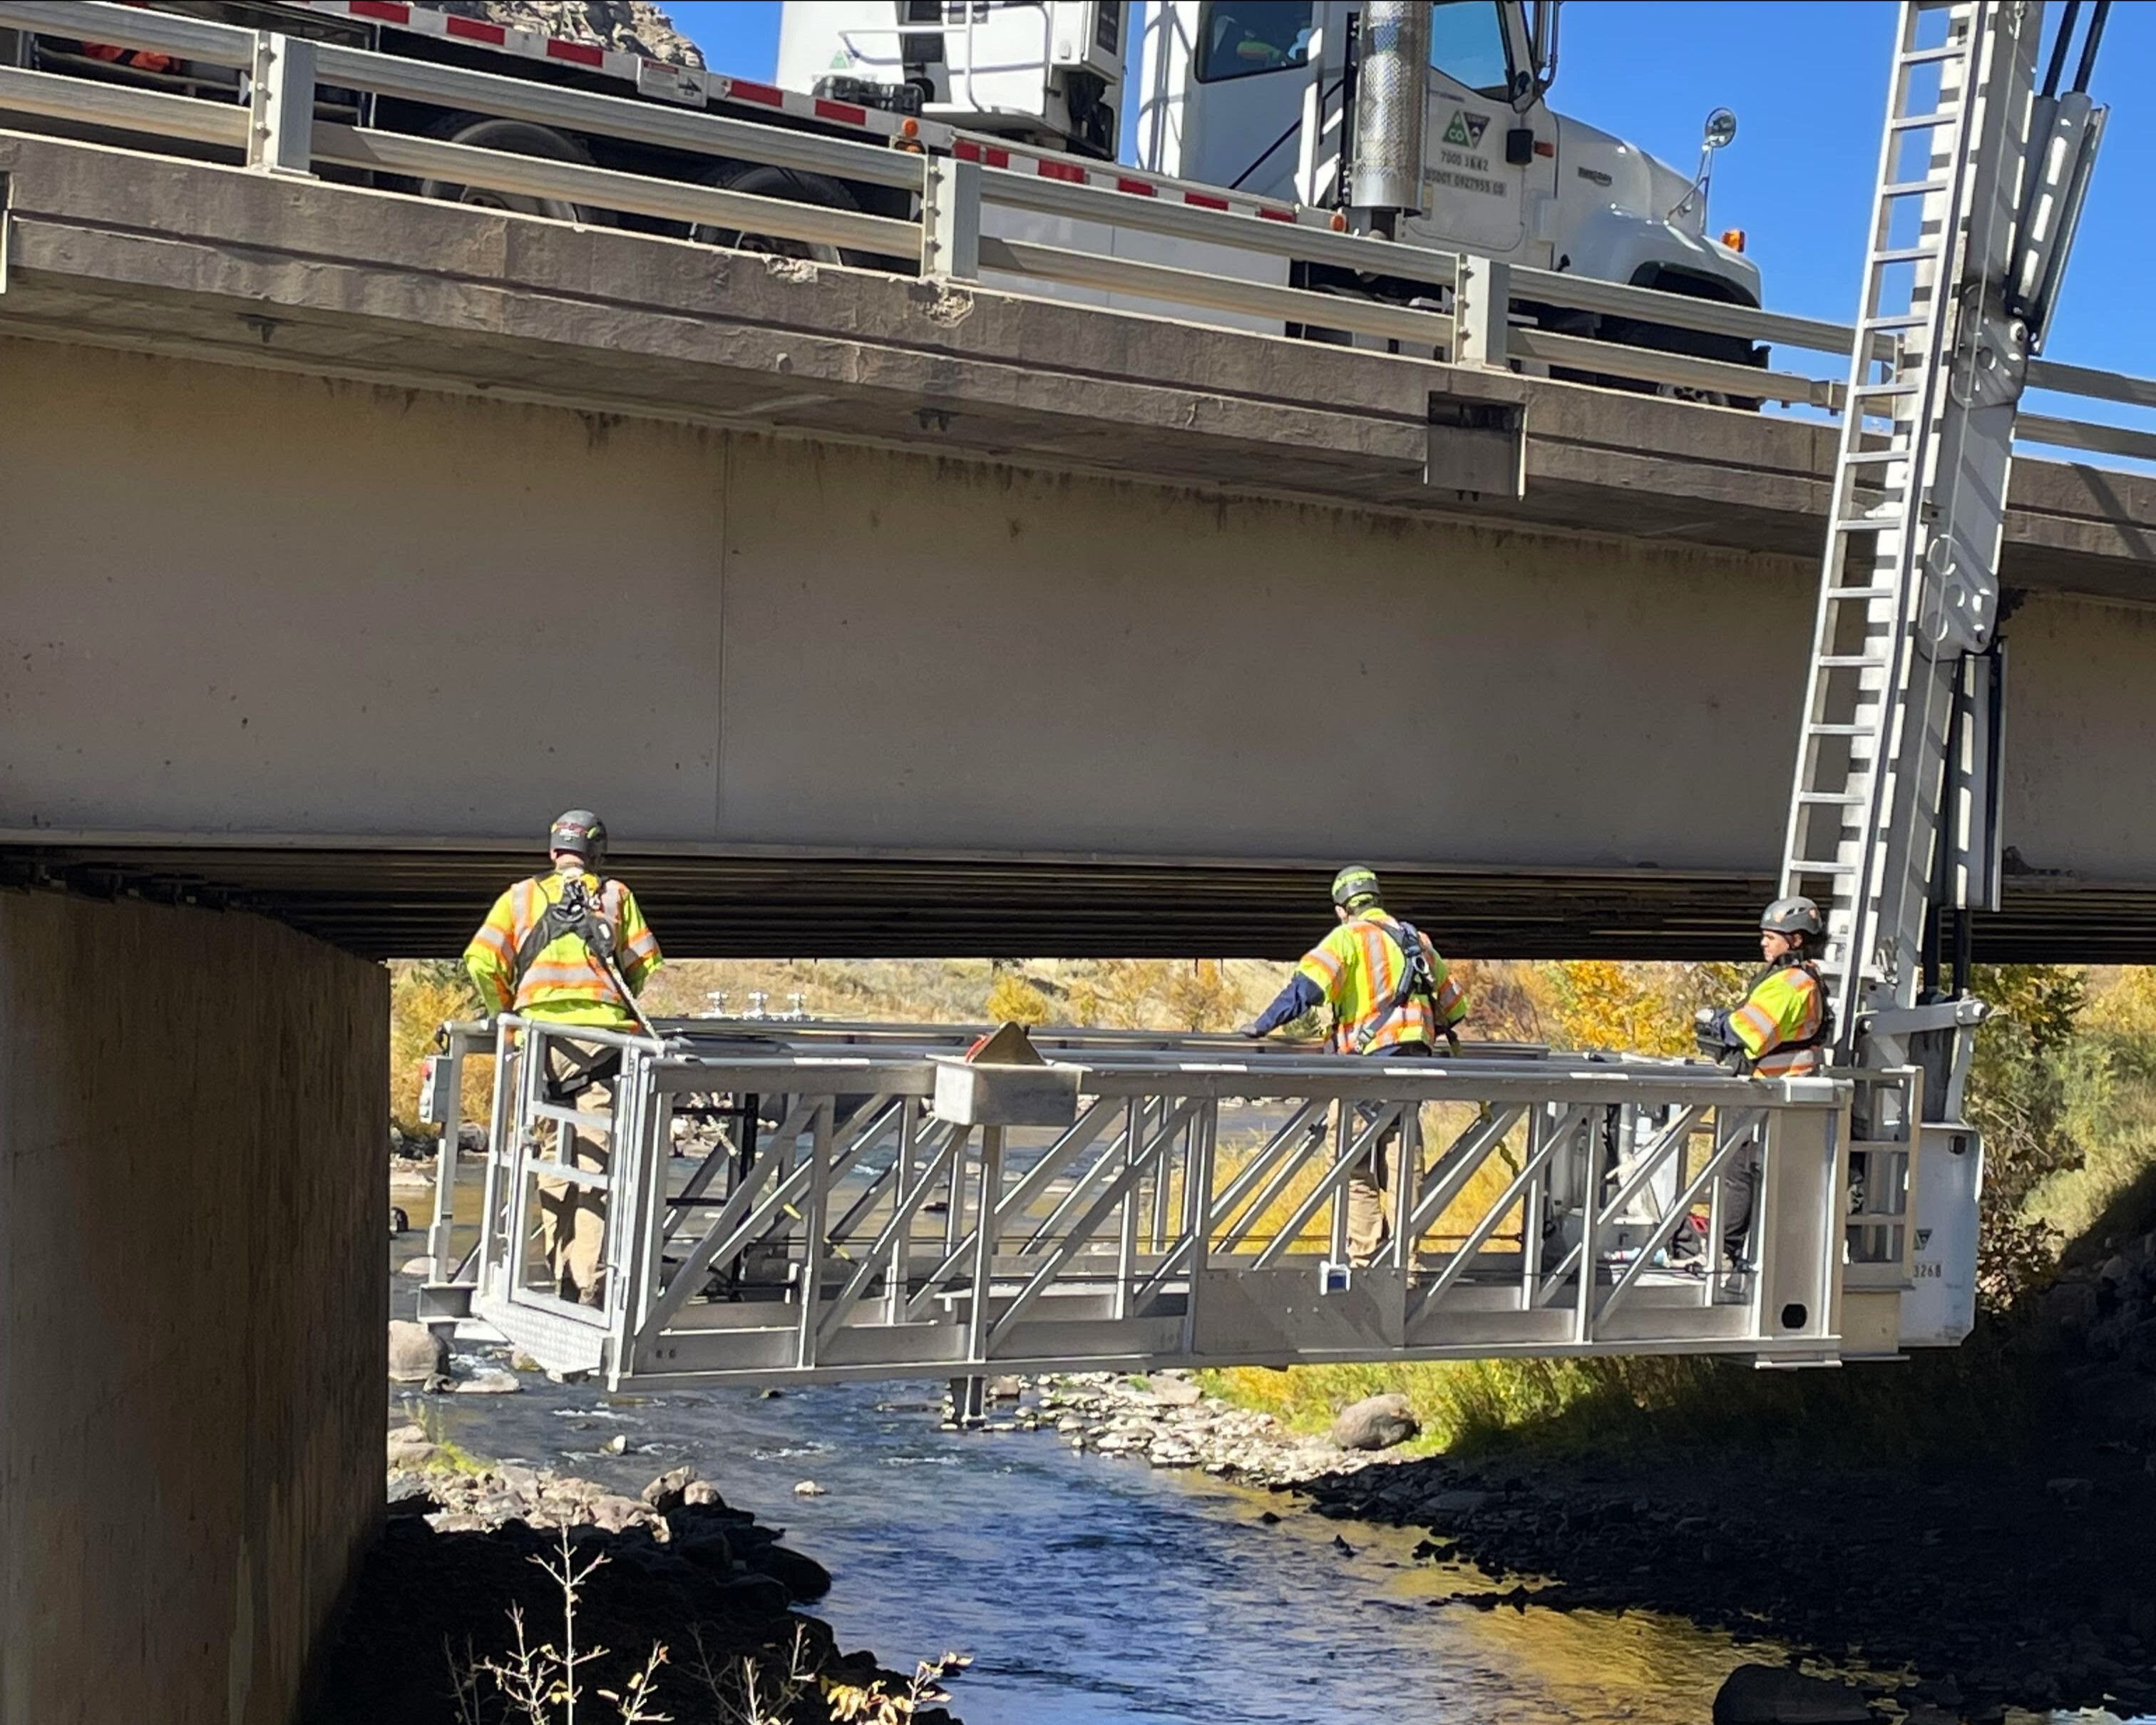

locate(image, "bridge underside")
[[5, 844, 2150, 961]]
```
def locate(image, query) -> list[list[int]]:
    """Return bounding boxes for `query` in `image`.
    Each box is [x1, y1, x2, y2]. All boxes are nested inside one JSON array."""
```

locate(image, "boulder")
[[455, 1368, 521, 1396], [386, 1475, 439, 1519], [985, 1374, 1025, 1402], [1330, 1393, 1420, 1452], [1148, 1374, 1204, 1408], [642, 1466, 697, 1513], [741, 1540, 833, 1602], [386, 1431, 441, 1470], [588, 1494, 646, 1534], [682, 1480, 728, 1510], [793, 1478, 828, 1497], [387, 1320, 448, 1383], [399, 1256, 433, 1277], [1711, 1664, 1873, 1724]]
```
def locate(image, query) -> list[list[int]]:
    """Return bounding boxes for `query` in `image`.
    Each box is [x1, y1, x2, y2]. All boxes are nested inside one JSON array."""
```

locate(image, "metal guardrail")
[[416, 1017, 1853, 1387], [1, 0, 2150, 465]]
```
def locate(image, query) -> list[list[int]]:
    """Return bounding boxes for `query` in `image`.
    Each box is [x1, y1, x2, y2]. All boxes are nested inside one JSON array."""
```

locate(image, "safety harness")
[[1350, 914, 1460, 1055], [511, 873, 625, 986], [511, 874, 653, 1098]]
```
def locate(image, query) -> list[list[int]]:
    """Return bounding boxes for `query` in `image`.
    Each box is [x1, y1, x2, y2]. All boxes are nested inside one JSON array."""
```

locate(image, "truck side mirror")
[[1703, 108, 1737, 151]]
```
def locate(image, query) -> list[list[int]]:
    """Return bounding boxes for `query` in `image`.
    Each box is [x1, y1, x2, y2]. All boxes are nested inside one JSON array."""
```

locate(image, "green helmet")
[[1330, 865, 1382, 911]]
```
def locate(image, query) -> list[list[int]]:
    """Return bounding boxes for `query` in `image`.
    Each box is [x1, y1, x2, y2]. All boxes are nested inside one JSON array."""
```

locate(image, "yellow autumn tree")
[[388, 961, 492, 1137], [984, 970, 1052, 1025]]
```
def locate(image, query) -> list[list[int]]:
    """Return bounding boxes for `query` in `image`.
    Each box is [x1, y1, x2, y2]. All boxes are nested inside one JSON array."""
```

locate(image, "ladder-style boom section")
[[1781, 0, 2103, 1077]]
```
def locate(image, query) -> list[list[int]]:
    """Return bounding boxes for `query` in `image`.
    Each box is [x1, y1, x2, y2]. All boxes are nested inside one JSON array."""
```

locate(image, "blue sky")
[[665, 1, 2152, 382]]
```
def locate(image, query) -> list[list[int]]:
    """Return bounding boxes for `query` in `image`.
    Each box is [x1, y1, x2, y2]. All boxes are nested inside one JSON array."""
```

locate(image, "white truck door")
[[1139, 0, 1317, 200], [1403, 0, 1546, 261]]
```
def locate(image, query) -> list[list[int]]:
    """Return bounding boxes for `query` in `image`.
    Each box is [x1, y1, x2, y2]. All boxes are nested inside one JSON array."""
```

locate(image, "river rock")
[[1330, 1393, 1420, 1452], [388, 1320, 448, 1383], [642, 1465, 697, 1512], [397, 1255, 433, 1277], [588, 1493, 647, 1533], [794, 1478, 828, 1497], [1147, 1374, 1204, 1407], [682, 1480, 728, 1510], [986, 1374, 1025, 1401], [743, 1541, 833, 1602], [1711, 1664, 1874, 1724], [386, 1430, 441, 1470], [455, 1367, 521, 1395]]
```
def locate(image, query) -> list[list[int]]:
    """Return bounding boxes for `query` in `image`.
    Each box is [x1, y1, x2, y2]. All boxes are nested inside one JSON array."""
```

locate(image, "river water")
[[391, 1196, 2119, 1725]]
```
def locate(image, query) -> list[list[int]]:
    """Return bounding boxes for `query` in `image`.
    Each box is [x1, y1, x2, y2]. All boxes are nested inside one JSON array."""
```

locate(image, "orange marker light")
[[901, 116, 920, 138], [1721, 228, 1747, 252], [1330, 210, 1348, 232]]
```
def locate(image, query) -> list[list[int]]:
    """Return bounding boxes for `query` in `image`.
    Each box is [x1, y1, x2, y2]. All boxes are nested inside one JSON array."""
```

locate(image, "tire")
[[692, 162, 869, 268], [419, 117, 594, 222]]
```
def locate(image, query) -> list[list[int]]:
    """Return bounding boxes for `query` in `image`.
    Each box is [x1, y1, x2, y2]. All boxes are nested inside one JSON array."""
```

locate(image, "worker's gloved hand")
[[1693, 1007, 1735, 1058], [1236, 1020, 1267, 1040]]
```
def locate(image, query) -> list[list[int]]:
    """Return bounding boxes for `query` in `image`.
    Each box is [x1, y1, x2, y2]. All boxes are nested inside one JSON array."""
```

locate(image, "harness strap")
[[510, 876, 625, 995], [1351, 916, 1441, 1055]]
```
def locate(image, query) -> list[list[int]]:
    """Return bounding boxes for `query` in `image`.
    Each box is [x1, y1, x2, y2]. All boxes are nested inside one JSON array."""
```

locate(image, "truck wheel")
[[693, 163, 870, 268], [419, 118, 594, 222]]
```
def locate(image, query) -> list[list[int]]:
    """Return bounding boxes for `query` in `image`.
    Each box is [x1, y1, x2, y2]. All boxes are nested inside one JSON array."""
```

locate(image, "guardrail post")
[[920, 153, 980, 280], [247, 31, 317, 177], [1453, 252, 1510, 370]]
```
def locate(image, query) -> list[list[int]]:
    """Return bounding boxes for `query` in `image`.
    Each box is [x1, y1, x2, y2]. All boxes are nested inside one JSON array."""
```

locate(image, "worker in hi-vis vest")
[[463, 810, 663, 1306], [1241, 866, 1468, 1266], [1693, 895, 1833, 1273]]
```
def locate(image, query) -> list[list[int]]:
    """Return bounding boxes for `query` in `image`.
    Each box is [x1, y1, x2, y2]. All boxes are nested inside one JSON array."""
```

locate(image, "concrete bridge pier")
[[0, 889, 384, 1725]]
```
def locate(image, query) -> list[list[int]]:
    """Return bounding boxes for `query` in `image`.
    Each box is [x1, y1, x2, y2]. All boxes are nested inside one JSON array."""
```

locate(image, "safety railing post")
[[425, 1028, 466, 1276], [1453, 252, 1510, 370], [921, 153, 981, 279], [247, 31, 317, 177]]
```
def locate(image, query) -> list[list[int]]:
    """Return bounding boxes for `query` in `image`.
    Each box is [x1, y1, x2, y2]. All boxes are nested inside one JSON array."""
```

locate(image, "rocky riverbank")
[[1006, 1309, 2156, 1724], [312, 1435, 960, 1724]]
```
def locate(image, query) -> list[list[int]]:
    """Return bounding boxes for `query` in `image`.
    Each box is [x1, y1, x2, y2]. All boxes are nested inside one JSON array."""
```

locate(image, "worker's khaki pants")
[[1346, 1135, 1400, 1266], [538, 1072, 610, 1306], [1343, 1044, 1434, 1265]]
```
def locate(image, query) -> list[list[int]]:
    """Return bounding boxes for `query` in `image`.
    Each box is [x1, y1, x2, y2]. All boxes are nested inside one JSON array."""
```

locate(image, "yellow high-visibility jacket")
[[463, 869, 662, 1027], [1728, 960, 1827, 1076], [1296, 911, 1467, 1054]]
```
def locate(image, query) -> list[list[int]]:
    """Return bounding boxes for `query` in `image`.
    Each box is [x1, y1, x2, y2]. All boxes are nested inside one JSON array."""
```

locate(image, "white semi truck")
[[1, 0, 1763, 372]]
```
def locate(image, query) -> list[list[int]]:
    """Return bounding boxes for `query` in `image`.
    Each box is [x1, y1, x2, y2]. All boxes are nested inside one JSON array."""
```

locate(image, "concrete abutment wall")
[[0, 890, 384, 1725]]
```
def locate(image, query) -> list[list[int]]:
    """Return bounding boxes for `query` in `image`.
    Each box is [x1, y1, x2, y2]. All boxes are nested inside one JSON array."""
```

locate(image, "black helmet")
[[1761, 896, 1823, 940], [548, 809, 607, 865], [1331, 864, 1382, 910]]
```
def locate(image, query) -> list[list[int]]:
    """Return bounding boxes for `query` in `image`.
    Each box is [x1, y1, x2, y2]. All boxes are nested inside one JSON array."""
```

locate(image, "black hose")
[[2040, 0, 2080, 99], [2073, 0, 2110, 94]]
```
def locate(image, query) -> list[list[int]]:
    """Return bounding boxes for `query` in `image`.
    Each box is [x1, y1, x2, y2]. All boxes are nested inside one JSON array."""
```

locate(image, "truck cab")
[[1138, 1, 1760, 309], [775, 1, 1129, 158]]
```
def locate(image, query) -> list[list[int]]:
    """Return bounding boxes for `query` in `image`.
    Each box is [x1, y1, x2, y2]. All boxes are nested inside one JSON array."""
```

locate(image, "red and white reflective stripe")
[[948, 135, 1324, 229], [288, 1, 1334, 232]]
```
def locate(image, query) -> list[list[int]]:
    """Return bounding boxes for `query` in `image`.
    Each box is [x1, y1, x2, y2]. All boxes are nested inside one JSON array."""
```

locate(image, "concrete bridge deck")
[[3, 129, 2155, 957]]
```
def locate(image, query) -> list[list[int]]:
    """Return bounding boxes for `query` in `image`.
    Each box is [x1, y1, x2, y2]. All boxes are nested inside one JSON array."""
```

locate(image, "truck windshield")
[[1429, 1, 1514, 99], [1195, 1, 1314, 81]]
